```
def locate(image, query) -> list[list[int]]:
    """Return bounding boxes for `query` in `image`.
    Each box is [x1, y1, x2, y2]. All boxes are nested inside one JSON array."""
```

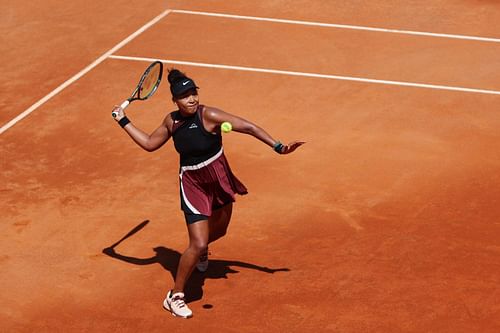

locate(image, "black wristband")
[[273, 141, 284, 154], [118, 116, 130, 128]]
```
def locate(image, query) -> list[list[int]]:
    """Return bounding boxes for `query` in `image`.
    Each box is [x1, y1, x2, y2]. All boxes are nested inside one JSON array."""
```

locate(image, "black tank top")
[[171, 105, 222, 166]]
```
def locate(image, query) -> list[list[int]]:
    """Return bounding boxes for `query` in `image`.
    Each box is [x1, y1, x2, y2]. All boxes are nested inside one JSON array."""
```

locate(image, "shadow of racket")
[[104, 220, 150, 250]]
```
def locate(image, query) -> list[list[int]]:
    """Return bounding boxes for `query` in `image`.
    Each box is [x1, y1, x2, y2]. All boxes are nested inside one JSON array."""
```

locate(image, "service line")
[[108, 54, 500, 96]]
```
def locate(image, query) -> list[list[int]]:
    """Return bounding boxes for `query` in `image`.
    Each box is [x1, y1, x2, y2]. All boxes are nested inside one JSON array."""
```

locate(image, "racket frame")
[[113, 61, 163, 117]]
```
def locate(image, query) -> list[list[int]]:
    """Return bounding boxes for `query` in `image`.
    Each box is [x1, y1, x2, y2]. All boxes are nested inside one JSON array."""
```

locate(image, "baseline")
[[173, 9, 500, 44]]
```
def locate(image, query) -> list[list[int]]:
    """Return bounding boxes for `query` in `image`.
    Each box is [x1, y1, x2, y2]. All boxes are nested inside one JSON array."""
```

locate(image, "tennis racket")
[[112, 61, 163, 118]]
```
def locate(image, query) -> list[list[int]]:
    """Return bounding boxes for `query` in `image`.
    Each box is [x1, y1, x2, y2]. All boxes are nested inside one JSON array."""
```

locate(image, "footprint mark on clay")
[[13, 220, 31, 232], [79, 272, 95, 280]]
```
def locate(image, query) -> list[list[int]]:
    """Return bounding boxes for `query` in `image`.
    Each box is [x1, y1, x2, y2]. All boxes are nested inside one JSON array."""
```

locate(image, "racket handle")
[[120, 100, 130, 110], [112, 100, 130, 118]]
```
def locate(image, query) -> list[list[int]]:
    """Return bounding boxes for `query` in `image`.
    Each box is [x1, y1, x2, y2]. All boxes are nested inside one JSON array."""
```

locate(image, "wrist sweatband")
[[118, 116, 130, 128], [273, 141, 284, 154]]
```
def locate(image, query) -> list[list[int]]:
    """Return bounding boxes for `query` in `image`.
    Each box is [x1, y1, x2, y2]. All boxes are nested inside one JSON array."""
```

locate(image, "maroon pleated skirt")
[[179, 148, 247, 217]]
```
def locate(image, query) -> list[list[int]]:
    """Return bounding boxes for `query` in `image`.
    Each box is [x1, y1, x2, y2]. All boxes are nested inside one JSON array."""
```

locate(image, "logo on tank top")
[[189, 123, 198, 129]]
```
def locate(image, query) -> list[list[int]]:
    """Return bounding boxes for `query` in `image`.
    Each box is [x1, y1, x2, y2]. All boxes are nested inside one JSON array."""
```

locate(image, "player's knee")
[[190, 239, 208, 254]]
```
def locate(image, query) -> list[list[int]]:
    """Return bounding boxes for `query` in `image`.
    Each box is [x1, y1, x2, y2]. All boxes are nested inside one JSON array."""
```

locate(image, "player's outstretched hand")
[[281, 141, 306, 154]]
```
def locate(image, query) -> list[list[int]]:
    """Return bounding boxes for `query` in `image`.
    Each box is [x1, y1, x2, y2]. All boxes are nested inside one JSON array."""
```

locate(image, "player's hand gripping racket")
[[112, 61, 163, 118]]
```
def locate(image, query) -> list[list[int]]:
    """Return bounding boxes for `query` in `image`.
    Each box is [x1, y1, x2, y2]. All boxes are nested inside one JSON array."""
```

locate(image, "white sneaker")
[[163, 290, 193, 318], [196, 248, 209, 272]]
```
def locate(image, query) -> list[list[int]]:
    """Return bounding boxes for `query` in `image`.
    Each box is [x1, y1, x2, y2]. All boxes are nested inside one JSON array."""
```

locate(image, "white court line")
[[3, 9, 500, 136], [0, 9, 172, 136], [109, 54, 500, 96], [173, 9, 500, 43]]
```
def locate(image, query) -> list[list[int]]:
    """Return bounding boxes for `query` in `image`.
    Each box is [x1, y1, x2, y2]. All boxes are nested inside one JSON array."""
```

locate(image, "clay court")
[[1, 1, 500, 332]]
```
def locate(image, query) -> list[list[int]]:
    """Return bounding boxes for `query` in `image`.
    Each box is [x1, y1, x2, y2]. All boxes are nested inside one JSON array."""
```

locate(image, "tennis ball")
[[221, 121, 232, 133]]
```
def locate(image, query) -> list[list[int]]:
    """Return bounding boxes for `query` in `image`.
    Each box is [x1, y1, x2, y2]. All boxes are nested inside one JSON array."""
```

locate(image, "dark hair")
[[167, 68, 199, 98], [167, 68, 187, 84]]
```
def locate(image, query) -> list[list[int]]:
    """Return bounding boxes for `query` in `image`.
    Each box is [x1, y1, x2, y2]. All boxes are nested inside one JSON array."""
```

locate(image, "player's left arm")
[[203, 106, 305, 154]]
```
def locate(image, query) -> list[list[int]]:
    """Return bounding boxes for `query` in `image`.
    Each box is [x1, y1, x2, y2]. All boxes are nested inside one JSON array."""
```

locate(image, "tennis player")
[[111, 68, 304, 318]]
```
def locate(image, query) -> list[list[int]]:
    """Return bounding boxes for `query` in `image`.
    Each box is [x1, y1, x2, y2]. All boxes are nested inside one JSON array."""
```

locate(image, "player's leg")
[[174, 219, 209, 291], [165, 219, 208, 318], [208, 202, 233, 243], [195, 203, 233, 273]]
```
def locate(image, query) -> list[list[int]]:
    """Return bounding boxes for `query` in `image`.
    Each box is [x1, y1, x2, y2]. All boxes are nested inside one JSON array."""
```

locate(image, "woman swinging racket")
[[111, 68, 305, 318]]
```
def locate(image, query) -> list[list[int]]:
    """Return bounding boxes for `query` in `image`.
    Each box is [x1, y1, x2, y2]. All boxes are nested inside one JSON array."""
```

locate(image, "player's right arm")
[[112, 106, 172, 152]]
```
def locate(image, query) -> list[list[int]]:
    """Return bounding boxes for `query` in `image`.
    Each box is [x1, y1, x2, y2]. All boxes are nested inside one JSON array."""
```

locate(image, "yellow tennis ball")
[[221, 121, 232, 133]]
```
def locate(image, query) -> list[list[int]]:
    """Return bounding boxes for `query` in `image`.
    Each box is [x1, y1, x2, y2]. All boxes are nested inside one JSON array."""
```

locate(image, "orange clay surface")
[[1, 1, 500, 332]]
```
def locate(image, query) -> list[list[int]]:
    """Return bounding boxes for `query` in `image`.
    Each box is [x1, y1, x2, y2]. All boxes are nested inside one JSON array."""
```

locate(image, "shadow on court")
[[102, 220, 290, 303]]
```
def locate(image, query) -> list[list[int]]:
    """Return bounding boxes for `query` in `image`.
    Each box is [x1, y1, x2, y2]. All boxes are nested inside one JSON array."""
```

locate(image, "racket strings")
[[138, 62, 162, 99]]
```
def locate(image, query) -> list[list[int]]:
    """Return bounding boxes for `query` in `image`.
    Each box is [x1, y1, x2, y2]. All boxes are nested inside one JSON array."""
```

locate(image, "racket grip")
[[120, 100, 130, 110], [112, 100, 130, 118]]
